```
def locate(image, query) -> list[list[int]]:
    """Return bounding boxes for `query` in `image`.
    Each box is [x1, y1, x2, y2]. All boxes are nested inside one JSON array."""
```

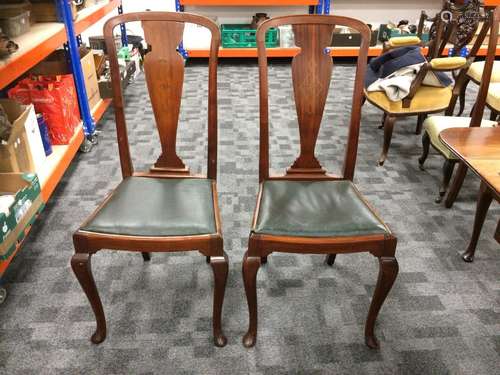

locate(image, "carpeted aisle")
[[0, 61, 499, 374]]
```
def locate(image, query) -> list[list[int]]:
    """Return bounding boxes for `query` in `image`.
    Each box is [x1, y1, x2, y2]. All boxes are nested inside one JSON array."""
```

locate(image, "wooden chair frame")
[[444, 6, 500, 209], [71, 12, 229, 347], [367, 8, 479, 166], [382, 10, 454, 58], [418, 10, 496, 207], [418, 12, 494, 204], [448, 12, 492, 117], [242, 14, 399, 350]]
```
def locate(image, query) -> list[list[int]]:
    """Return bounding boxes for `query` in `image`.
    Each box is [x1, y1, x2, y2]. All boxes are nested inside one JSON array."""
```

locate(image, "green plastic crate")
[[221, 24, 279, 48]]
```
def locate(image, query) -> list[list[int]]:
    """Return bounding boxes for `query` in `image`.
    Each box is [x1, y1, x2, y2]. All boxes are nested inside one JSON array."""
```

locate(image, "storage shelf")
[[0, 0, 120, 89], [187, 46, 381, 58], [0, 98, 111, 276], [0, 220, 37, 276], [187, 45, 500, 58], [180, 0, 319, 5], [38, 98, 111, 202], [92, 98, 112, 125], [38, 124, 84, 202]]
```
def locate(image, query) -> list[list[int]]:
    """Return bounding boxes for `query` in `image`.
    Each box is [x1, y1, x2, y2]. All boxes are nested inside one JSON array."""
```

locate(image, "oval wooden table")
[[439, 126, 500, 262]]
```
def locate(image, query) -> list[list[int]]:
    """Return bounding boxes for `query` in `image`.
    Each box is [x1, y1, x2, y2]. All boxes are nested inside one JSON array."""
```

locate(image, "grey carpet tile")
[[0, 60, 499, 375]]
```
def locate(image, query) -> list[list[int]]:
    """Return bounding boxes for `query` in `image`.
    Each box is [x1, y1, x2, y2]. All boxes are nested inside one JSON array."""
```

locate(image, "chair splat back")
[[256, 15, 370, 182], [103, 12, 220, 180], [142, 20, 186, 173], [290, 24, 334, 174], [470, 7, 500, 126]]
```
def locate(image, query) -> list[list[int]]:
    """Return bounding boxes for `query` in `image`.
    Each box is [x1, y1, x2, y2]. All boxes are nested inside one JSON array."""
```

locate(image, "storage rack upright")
[[0, 0, 126, 302]]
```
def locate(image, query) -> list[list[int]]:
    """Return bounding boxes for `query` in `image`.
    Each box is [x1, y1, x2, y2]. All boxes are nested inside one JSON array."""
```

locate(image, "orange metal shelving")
[[0, 3, 117, 279], [187, 45, 500, 58], [0, 0, 120, 90]]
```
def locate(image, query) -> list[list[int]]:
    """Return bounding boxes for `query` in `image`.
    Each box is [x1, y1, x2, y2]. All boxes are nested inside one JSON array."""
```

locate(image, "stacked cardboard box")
[[0, 99, 46, 175], [0, 173, 44, 266]]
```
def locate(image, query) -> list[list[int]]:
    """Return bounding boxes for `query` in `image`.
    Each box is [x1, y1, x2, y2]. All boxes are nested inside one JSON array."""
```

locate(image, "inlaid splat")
[[287, 23, 335, 175], [142, 20, 188, 174]]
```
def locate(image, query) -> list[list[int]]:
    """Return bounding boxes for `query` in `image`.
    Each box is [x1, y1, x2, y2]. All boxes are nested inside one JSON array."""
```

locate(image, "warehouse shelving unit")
[[177, 0, 329, 58], [180, 0, 500, 58], [0, 0, 123, 302]]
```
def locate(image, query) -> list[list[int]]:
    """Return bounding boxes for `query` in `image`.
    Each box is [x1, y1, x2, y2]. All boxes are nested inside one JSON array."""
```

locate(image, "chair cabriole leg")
[[416, 114, 426, 135], [242, 251, 262, 348], [462, 182, 493, 262], [445, 162, 468, 208], [210, 251, 229, 347], [378, 115, 396, 166], [436, 159, 456, 203], [325, 254, 337, 266], [457, 77, 470, 116], [418, 131, 431, 170], [71, 252, 106, 344]]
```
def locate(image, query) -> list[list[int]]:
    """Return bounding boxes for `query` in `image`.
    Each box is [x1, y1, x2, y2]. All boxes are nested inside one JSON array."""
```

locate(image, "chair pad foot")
[[365, 335, 379, 349], [243, 332, 256, 348], [462, 251, 474, 263], [418, 160, 425, 170], [214, 333, 228, 347], [91, 331, 106, 345]]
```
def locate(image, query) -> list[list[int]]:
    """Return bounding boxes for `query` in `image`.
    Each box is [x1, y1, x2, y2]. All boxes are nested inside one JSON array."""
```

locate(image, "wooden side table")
[[439, 127, 500, 261]]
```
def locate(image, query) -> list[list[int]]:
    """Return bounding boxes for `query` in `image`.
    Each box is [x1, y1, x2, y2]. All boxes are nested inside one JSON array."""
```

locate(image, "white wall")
[[328, 0, 441, 25], [81, 0, 176, 44]]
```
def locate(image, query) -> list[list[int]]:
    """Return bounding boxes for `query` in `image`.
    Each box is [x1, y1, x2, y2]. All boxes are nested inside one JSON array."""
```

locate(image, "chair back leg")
[[444, 162, 468, 208]]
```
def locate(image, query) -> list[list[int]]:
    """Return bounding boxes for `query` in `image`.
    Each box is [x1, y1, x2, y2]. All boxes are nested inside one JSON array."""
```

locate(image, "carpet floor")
[[0, 61, 499, 374]]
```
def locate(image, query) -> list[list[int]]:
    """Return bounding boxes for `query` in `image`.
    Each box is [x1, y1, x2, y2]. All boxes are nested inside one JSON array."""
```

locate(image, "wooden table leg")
[[445, 161, 468, 208], [462, 181, 494, 263]]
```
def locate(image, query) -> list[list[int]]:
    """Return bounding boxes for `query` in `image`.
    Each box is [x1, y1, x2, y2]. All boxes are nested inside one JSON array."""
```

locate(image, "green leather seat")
[[81, 177, 216, 237], [254, 180, 389, 237]]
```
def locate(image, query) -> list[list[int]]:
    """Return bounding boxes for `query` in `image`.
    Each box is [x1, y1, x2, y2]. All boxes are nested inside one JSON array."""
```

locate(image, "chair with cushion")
[[418, 116, 496, 202], [71, 12, 229, 347], [450, 7, 500, 117], [462, 60, 500, 119], [486, 82, 500, 119], [242, 14, 399, 350], [419, 7, 499, 203], [365, 10, 470, 166], [381, 7, 456, 56]]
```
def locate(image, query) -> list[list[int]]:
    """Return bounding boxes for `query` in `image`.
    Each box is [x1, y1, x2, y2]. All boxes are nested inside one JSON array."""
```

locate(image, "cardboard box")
[[30, 47, 101, 111], [332, 28, 379, 47], [0, 100, 46, 174], [98, 59, 136, 99], [30, 1, 77, 22], [0, 173, 44, 261]]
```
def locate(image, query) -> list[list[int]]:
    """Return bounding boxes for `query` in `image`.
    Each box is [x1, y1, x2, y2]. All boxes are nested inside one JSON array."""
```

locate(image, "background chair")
[[418, 7, 500, 203], [449, 3, 500, 117], [365, 12, 469, 166], [242, 14, 398, 350], [71, 12, 229, 347], [444, 6, 500, 209]]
